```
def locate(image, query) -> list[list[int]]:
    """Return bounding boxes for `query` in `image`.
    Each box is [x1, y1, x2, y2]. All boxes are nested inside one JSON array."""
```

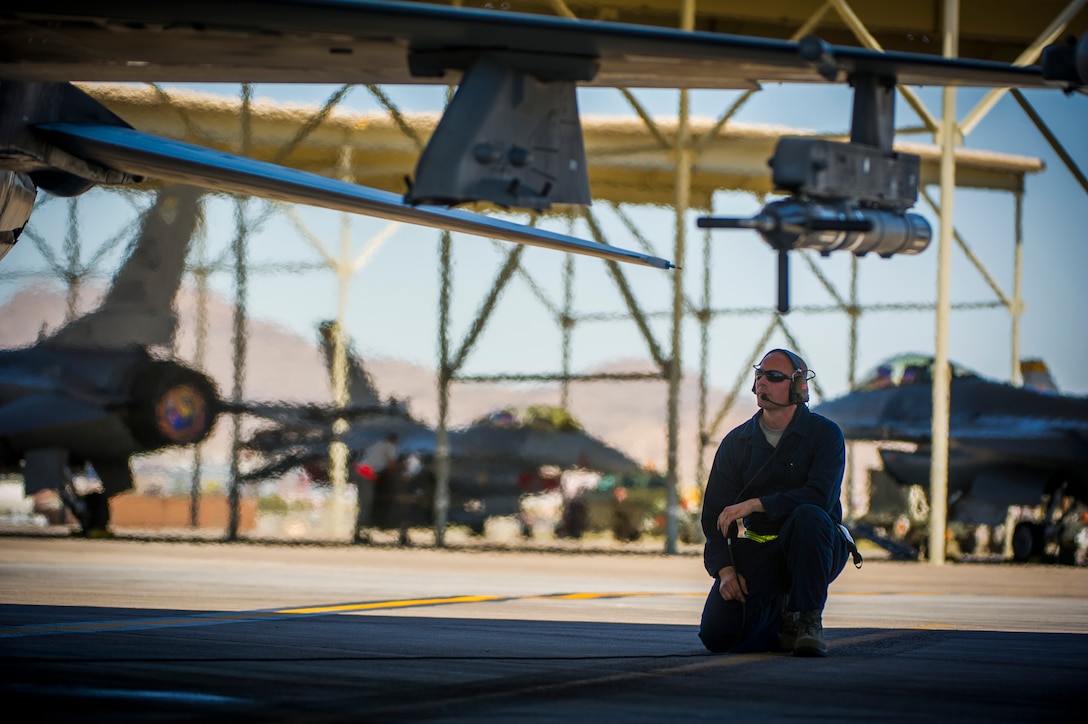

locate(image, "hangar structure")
[[7, 0, 1084, 558]]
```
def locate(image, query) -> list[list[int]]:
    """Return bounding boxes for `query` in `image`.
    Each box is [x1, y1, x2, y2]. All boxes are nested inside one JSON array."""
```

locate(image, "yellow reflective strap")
[[742, 530, 779, 543]]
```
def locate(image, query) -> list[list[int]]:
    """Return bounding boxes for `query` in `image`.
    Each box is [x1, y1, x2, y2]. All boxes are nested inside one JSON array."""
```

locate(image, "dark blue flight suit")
[[699, 403, 853, 653]]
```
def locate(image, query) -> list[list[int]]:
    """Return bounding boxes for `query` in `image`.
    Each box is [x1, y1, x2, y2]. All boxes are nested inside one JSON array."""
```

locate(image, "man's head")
[[753, 348, 812, 408]]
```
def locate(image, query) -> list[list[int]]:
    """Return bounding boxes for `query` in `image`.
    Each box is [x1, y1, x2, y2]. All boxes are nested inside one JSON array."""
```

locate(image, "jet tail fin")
[[43, 184, 203, 350], [1021, 359, 1059, 393], [318, 320, 383, 409]]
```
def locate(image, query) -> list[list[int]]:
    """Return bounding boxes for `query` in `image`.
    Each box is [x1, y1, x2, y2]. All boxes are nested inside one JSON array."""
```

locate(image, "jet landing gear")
[[1010, 521, 1046, 563], [1009, 499, 1087, 565], [57, 479, 112, 538]]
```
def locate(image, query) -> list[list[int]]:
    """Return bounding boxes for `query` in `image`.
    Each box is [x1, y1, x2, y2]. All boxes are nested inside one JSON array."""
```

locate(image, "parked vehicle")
[[557, 470, 701, 543]]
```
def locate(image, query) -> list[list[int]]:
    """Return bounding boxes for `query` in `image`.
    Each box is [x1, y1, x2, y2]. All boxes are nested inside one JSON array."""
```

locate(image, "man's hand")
[[716, 498, 764, 536], [717, 565, 748, 603]]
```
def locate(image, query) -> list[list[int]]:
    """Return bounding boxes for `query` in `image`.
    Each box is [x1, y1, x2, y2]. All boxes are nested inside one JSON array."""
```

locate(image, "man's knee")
[[699, 587, 743, 653], [783, 504, 834, 542], [789, 503, 829, 526], [699, 623, 739, 653]]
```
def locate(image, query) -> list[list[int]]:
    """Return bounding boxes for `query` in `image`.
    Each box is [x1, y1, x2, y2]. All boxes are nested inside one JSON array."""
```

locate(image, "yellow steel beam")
[[83, 83, 1042, 211], [407, 1, 1088, 62]]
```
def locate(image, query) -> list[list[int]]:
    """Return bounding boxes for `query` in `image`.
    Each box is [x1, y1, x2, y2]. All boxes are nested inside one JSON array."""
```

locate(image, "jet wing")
[[448, 424, 640, 473], [35, 121, 672, 269], [516, 431, 642, 474], [342, 419, 439, 457], [0, 1, 1049, 89], [222, 401, 393, 426], [812, 387, 934, 444]]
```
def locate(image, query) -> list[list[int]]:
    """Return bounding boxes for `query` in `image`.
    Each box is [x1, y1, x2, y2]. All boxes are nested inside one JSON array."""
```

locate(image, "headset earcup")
[[793, 376, 809, 404]]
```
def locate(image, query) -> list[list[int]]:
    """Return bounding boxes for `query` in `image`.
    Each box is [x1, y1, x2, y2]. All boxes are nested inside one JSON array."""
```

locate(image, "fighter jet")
[[239, 321, 640, 534], [0, 184, 222, 535], [812, 353, 1088, 562]]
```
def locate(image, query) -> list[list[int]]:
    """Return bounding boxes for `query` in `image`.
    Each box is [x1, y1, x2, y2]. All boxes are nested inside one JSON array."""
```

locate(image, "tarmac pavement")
[[0, 534, 1084, 721]]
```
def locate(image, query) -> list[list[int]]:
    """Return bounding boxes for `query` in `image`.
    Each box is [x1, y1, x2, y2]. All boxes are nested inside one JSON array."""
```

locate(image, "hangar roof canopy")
[[86, 83, 1043, 210], [443, 0, 1088, 64]]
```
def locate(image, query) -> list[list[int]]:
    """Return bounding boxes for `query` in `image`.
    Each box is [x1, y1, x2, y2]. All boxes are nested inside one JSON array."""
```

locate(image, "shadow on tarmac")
[[2, 604, 1084, 722]]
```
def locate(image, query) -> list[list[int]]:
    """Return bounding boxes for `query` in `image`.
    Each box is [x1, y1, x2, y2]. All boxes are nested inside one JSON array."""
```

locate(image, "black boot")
[[793, 609, 828, 657], [777, 611, 800, 653]]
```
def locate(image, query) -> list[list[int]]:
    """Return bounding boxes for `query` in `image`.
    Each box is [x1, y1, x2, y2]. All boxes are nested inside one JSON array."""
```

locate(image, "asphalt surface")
[[1, 534, 1085, 722]]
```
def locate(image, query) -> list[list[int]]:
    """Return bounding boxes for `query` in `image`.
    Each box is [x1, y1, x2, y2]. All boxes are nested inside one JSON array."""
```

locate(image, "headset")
[[752, 348, 813, 406]]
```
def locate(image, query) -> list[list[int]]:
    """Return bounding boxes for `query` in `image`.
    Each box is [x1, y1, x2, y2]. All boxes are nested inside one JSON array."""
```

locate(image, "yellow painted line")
[[278, 595, 504, 615], [284, 591, 700, 613], [0, 590, 969, 639], [528, 592, 687, 601], [832, 591, 944, 596], [1, 592, 694, 638]]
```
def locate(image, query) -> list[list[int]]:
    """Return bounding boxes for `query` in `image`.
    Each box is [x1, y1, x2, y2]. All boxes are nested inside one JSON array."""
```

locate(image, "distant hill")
[[1, 281, 753, 491]]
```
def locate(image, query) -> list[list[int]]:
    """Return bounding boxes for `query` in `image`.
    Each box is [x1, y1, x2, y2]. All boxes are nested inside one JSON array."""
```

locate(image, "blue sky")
[[4, 79, 1086, 399]]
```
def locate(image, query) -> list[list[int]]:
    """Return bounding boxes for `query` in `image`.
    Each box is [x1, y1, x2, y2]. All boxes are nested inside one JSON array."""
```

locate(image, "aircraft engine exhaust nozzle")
[[123, 357, 222, 452]]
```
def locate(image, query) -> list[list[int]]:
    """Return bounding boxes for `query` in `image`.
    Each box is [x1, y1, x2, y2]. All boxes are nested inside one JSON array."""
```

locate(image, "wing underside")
[[0, 1, 1048, 89], [36, 121, 673, 269]]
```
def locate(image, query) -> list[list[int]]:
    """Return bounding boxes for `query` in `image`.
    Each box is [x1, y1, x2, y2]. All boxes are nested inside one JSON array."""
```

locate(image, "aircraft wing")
[[29, 121, 670, 268], [812, 388, 933, 444], [222, 400, 393, 426], [0, 1, 1049, 89], [517, 431, 642, 474], [448, 424, 640, 473], [817, 400, 1088, 450], [813, 414, 934, 444]]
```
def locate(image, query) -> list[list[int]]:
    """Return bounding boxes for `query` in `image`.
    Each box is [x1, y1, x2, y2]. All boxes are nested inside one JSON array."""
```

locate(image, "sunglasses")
[[753, 368, 793, 383]]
